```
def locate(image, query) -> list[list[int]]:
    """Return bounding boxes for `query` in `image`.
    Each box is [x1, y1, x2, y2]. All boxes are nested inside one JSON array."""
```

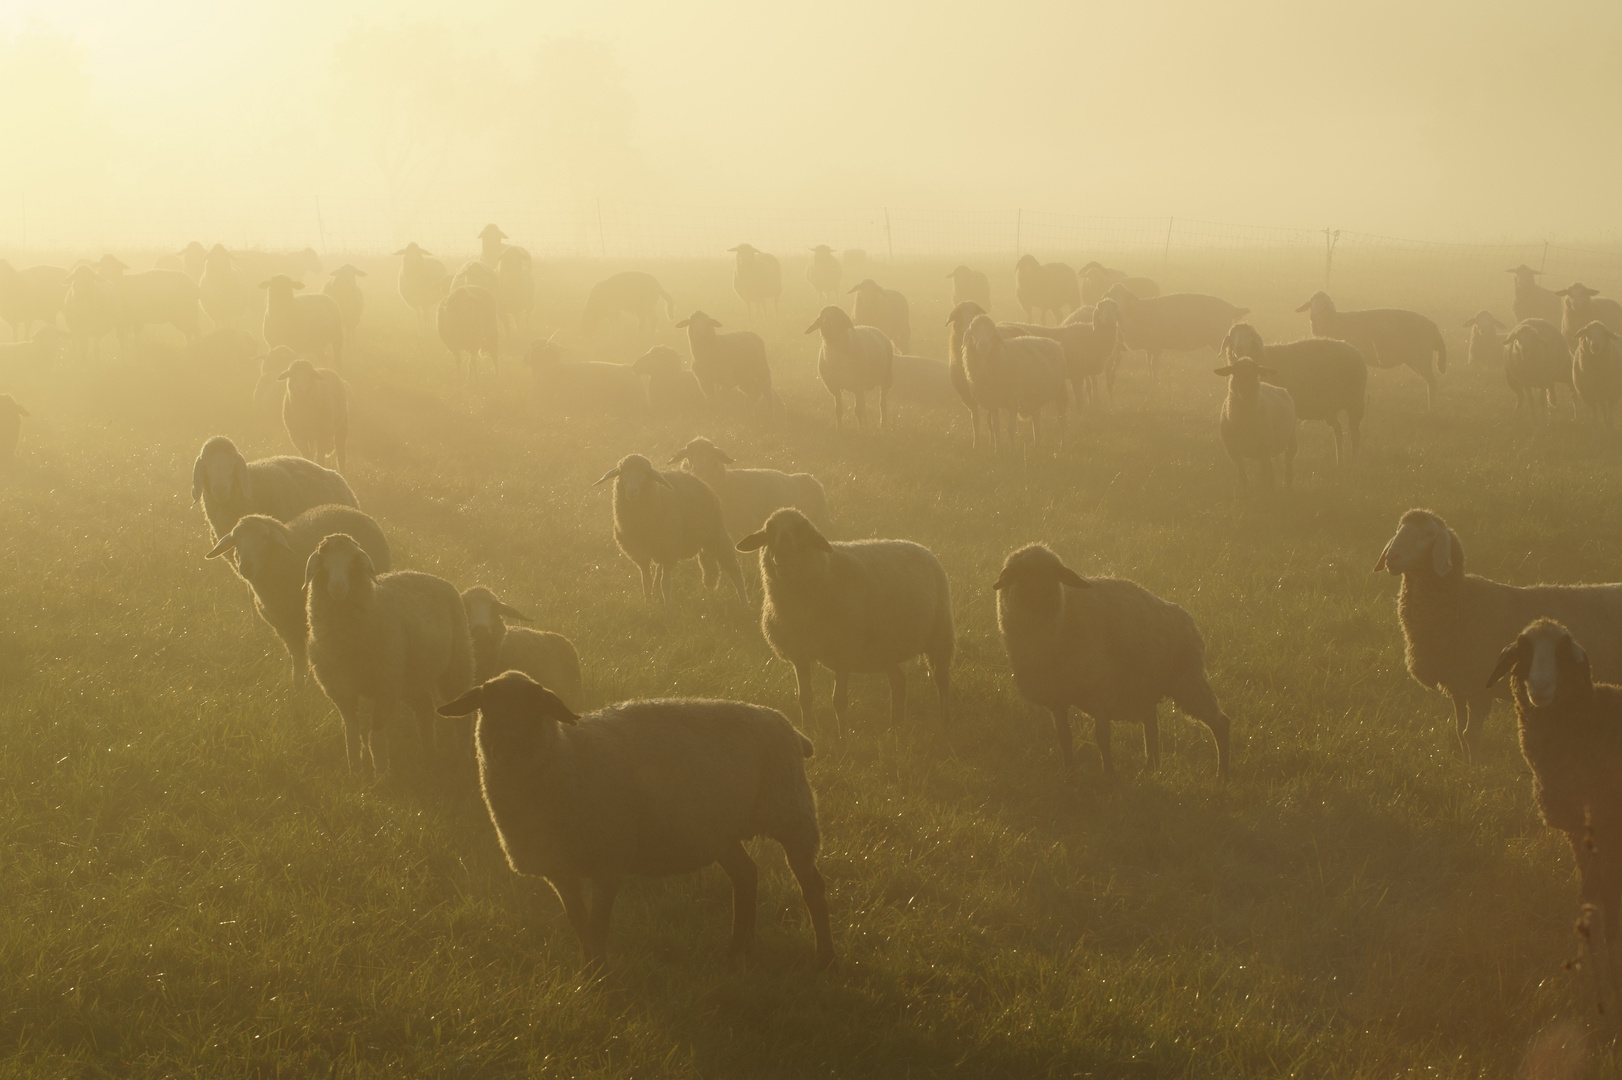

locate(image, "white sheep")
[[260, 275, 344, 369], [191, 435, 358, 542], [277, 358, 349, 471], [582, 272, 675, 336], [1078, 262, 1158, 307], [437, 285, 499, 384], [1294, 291, 1445, 409], [806, 305, 893, 429], [321, 264, 367, 345], [1573, 322, 1622, 427], [459, 586, 584, 708], [961, 314, 1068, 452], [994, 544, 1231, 779], [1219, 323, 1365, 467], [1108, 284, 1249, 378], [629, 345, 707, 416], [1508, 264, 1564, 326], [596, 454, 748, 607], [1502, 318, 1573, 417], [199, 244, 249, 331], [944, 301, 992, 447], [1558, 283, 1622, 348], [1463, 311, 1507, 368], [1, 395, 28, 464], [729, 243, 782, 318], [807, 246, 842, 304], [676, 310, 778, 412], [946, 265, 991, 310], [437, 671, 835, 969], [848, 279, 910, 351], [395, 242, 450, 334], [98, 256, 202, 345], [1013, 255, 1080, 323], [1214, 356, 1297, 490], [0, 260, 67, 339], [668, 436, 832, 538], [524, 340, 647, 415], [1003, 300, 1123, 407]]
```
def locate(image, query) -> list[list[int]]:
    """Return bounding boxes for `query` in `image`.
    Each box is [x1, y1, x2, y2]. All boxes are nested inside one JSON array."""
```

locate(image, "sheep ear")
[[1487, 641, 1523, 687], [736, 529, 768, 552], [593, 467, 620, 487], [991, 571, 1011, 590], [496, 601, 534, 622], [652, 471, 675, 489], [809, 529, 833, 553], [674, 319, 690, 328], [667, 450, 688, 465], [277, 369, 293, 380], [437, 686, 484, 718], [1293, 300, 1311, 313], [258, 279, 272, 289], [532, 684, 580, 725], [270, 526, 294, 552], [1056, 565, 1090, 589], [804, 317, 822, 334], [717, 448, 735, 464], [1431, 529, 1454, 577], [1372, 538, 1394, 573], [302, 551, 321, 590], [205, 535, 236, 559], [1213, 366, 1234, 377]]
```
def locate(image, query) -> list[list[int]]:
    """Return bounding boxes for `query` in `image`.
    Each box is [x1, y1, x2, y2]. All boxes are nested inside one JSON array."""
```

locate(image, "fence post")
[[1162, 216, 1174, 274], [1014, 208, 1022, 256], [884, 207, 893, 262]]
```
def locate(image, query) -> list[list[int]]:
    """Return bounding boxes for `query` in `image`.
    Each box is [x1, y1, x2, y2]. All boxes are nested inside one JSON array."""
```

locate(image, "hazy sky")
[[3, 0, 1620, 243]]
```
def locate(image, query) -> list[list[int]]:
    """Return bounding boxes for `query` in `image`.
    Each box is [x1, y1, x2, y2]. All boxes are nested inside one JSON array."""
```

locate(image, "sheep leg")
[[928, 651, 951, 724], [879, 387, 890, 429], [330, 689, 366, 772], [635, 560, 654, 600], [549, 875, 595, 962], [718, 548, 749, 608], [784, 843, 836, 969], [886, 665, 907, 727], [1049, 706, 1075, 774], [832, 668, 851, 736], [716, 840, 759, 964], [584, 876, 620, 966], [968, 404, 981, 450], [1448, 690, 1492, 759], [1329, 418, 1345, 468], [831, 390, 844, 429], [1093, 714, 1115, 777], [854, 391, 868, 430], [367, 698, 394, 775], [697, 549, 721, 591], [792, 661, 817, 729], [1140, 705, 1161, 771]]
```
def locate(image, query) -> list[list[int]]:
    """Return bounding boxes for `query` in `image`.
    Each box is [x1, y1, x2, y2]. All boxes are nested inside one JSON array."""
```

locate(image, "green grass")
[[3, 258, 1619, 1077]]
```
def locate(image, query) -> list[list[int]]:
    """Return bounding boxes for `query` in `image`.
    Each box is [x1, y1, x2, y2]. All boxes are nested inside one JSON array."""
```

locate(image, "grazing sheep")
[[98, 258, 202, 345], [1463, 311, 1507, 368], [1509, 264, 1565, 326], [1294, 291, 1445, 409], [1559, 283, 1622, 347], [260, 275, 344, 369], [1078, 262, 1158, 307], [305, 533, 475, 773], [1502, 318, 1573, 416], [199, 244, 249, 331], [203, 505, 392, 687], [1108, 284, 1249, 377], [459, 586, 584, 707], [278, 358, 349, 471], [395, 242, 450, 334], [523, 340, 647, 415], [1574, 322, 1622, 427], [738, 508, 952, 733], [191, 435, 358, 542], [596, 454, 747, 607], [1013, 255, 1081, 323], [888, 354, 957, 406], [961, 314, 1068, 452], [730, 244, 782, 318], [322, 264, 367, 344], [807, 245, 842, 304], [477, 223, 509, 266], [945, 301, 991, 447], [1, 395, 27, 463], [669, 436, 832, 537], [677, 310, 777, 411], [497, 247, 536, 336], [0, 326, 61, 366], [994, 544, 1231, 779], [1214, 357, 1297, 490], [437, 671, 835, 968], [0, 260, 67, 339], [62, 265, 121, 360], [629, 345, 707, 416], [848, 279, 911, 351], [1220, 323, 1366, 466], [806, 305, 894, 428], [946, 265, 991, 310], [1375, 509, 1622, 756], [582, 271, 675, 336], [437, 285, 499, 384]]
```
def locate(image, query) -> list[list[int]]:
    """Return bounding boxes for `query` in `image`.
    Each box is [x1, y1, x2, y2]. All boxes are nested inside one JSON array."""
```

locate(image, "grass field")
[[3, 255, 1619, 1077]]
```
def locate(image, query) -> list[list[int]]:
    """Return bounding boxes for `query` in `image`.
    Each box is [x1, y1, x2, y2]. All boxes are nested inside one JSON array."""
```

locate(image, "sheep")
[[199, 244, 249, 331], [178, 241, 209, 281], [497, 247, 535, 336], [994, 543, 1231, 779], [1375, 509, 1622, 757], [960, 314, 1068, 452], [945, 301, 991, 446], [321, 264, 366, 344], [203, 505, 392, 687], [477, 223, 508, 266], [1502, 318, 1573, 416], [737, 508, 952, 734], [1013, 255, 1081, 323], [677, 310, 778, 411], [305, 533, 474, 773], [1575, 322, 1622, 428], [437, 671, 835, 969], [1214, 357, 1297, 490], [260, 275, 344, 369], [596, 454, 748, 607], [1559, 283, 1622, 348], [807, 245, 842, 304], [803, 304, 893, 428], [1509, 264, 1565, 326], [582, 271, 675, 336], [1078, 262, 1158, 306], [62, 265, 121, 360], [437, 285, 499, 384], [1002, 300, 1124, 407], [191, 435, 358, 542], [1294, 291, 1445, 409], [0, 260, 67, 339], [252, 346, 296, 419], [451, 259, 499, 296], [1463, 311, 1507, 368], [97, 257, 202, 345], [1220, 322, 1366, 466], [1, 395, 27, 464], [946, 265, 991, 310], [0, 326, 61, 366], [523, 340, 647, 415], [729, 244, 782, 318], [629, 345, 706, 416], [668, 436, 832, 537], [1108, 284, 1249, 377], [278, 358, 349, 471], [848, 279, 911, 351], [459, 586, 583, 707], [395, 242, 450, 334]]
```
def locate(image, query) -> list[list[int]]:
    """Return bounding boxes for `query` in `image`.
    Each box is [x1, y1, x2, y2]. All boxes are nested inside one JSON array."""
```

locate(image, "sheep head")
[[438, 671, 580, 761], [944, 301, 986, 330], [277, 357, 324, 398], [668, 437, 732, 473], [1295, 291, 1334, 317], [1220, 322, 1266, 361], [1014, 254, 1040, 272], [394, 242, 432, 259], [736, 508, 833, 586], [95, 254, 128, 277], [1462, 311, 1506, 334], [992, 543, 1089, 623], [1374, 509, 1460, 579], [331, 264, 367, 280], [595, 454, 674, 499], [205, 514, 294, 581], [478, 224, 508, 242], [1559, 283, 1601, 302], [847, 279, 883, 297], [806, 305, 855, 341], [1576, 322, 1620, 356], [303, 532, 376, 604], [675, 310, 721, 335], [1092, 298, 1121, 335], [1506, 265, 1541, 286], [1213, 357, 1277, 398], [461, 586, 533, 673], [192, 436, 250, 507], [1489, 619, 1593, 710], [204, 244, 235, 271], [1101, 282, 1140, 305], [258, 274, 303, 296]]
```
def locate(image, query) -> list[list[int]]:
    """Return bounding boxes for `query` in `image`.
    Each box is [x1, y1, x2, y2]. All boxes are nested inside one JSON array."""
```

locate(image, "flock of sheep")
[[7, 231, 1622, 990]]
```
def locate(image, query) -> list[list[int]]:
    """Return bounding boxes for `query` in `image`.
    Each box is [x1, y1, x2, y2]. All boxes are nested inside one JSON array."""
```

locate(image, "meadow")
[[3, 252, 1620, 1078]]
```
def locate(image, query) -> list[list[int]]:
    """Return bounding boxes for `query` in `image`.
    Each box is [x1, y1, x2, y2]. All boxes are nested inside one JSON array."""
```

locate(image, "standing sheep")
[[1, 395, 27, 464], [1294, 291, 1445, 409], [1573, 322, 1622, 428], [738, 508, 952, 733], [1079, 262, 1158, 307], [98, 257, 202, 346], [629, 345, 707, 416], [437, 286, 500, 384], [596, 454, 748, 607], [0, 260, 67, 340], [322, 264, 367, 345], [1108, 284, 1249, 377], [1214, 357, 1297, 490], [961, 314, 1068, 452], [994, 544, 1231, 779], [669, 436, 832, 537], [62, 266, 120, 360], [848, 279, 911, 352], [460, 586, 583, 708], [199, 245, 249, 331], [1502, 318, 1573, 416], [1003, 300, 1124, 407], [1220, 323, 1366, 466], [677, 310, 777, 412], [729, 244, 782, 318], [806, 305, 893, 429], [1558, 283, 1622, 348], [477, 224, 509, 267], [191, 435, 358, 542], [945, 301, 992, 447], [1463, 311, 1507, 368], [946, 265, 992, 310], [807, 246, 842, 304], [582, 271, 675, 337], [1509, 264, 1564, 326], [395, 243, 450, 335], [278, 358, 350, 471], [1014, 255, 1081, 323], [260, 275, 344, 369]]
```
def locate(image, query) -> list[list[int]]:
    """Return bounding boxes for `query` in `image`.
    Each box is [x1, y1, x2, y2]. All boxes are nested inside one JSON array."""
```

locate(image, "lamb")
[[497, 247, 535, 336], [436, 285, 499, 384], [1107, 284, 1249, 376], [278, 358, 349, 470], [0, 260, 67, 339], [1463, 311, 1507, 368], [1575, 322, 1622, 427], [437, 671, 835, 968], [1078, 262, 1158, 307], [203, 505, 392, 687], [1013, 255, 1080, 323], [1294, 291, 1445, 409], [994, 544, 1231, 779], [1, 395, 27, 464], [668, 436, 832, 537], [960, 314, 1068, 452], [677, 310, 777, 411], [806, 304, 894, 429], [1214, 357, 1297, 489], [523, 341, 647, 415], [944, 301, 991, 446], [0, 326, 61, 366], [321, 264, 367, 344], [946, 265, 991, 310], [260, 275, 344, 369], [848, 279, 911, 352], [1558, 283, 1622, 347], [629, 345, 706, 416], [459, 586, 584, 707], [596, 454, 748, 607], [395, 242, 450, 334], [199, 244, 249, 331], [738, 508, 952, 733], [1509, 264, 1565, 326], [807, 245, 842, 304], [305, 533, 474, 773], [1220, 322, 1366, 466], [191, 435, 358, 542], [582, 271, 674, 336], [1502, 318, 1573, 416], [1375, 509, 1622, 756], [729, 243, 782, 318], [62, 265, 121, 360], [98, 257, 202, 345], [477, 223, 509, 266]]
